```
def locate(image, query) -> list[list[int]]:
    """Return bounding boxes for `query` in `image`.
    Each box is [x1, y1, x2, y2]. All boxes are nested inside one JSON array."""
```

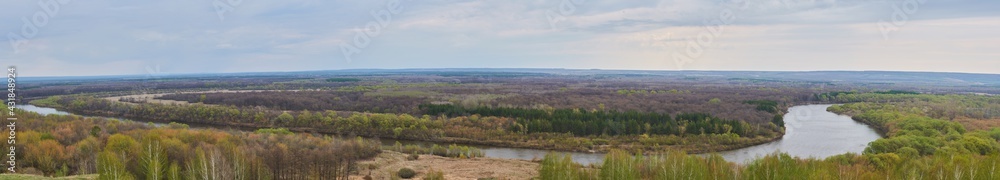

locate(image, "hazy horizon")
[[13, 68, 1000, 78], [3, 0, 999, 77]]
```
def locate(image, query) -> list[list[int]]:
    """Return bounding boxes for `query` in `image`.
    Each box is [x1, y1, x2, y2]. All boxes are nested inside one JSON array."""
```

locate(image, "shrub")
[[408, 153, 420, 161], [539, 153, 582, 179], [398, 168, 417, 179], [424, 170, 445, 180], [255, 128, 293, 135], [401, 144, 426, 154], [600, 150, 640, 180], [431, 144, 447, 157]]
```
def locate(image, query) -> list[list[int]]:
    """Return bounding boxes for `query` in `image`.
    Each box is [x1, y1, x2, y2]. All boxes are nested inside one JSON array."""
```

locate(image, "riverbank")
[[350, 151, 539, 180], [30, 94, 787, 155]]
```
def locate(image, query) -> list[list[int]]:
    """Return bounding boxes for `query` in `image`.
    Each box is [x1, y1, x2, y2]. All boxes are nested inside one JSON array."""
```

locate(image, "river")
[[711, 104, 883, 164], [16, 104, 880, 165]]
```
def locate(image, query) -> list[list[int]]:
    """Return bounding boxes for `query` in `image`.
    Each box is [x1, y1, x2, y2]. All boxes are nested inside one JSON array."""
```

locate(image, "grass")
[[28, 96, 63, 108], [385, 142, 485, 158], [0, 174, 97, 180]]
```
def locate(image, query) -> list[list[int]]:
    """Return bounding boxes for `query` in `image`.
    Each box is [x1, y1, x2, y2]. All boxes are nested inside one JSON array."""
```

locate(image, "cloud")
[[1, 0, 998, 77]]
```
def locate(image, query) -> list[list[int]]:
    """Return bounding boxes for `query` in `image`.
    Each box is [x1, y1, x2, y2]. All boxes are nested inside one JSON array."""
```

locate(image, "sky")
[[2, 0, 999, 77]]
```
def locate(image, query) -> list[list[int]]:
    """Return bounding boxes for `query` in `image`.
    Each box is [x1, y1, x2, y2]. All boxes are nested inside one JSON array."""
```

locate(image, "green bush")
[[600, 150, 640, 180], [431, 144, 447, 157], [539, 153, 578, 179], [398, 168, 417, 179], [255, 128, 293, 135]]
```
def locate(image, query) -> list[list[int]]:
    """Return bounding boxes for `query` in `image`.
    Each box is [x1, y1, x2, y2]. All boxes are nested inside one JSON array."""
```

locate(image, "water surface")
[[16, 104, 71, 116], [712, 104, 882, 163]]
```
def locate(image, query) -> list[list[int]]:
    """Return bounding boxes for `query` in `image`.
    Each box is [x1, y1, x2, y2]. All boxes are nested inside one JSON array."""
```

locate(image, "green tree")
[[539, 153, 579, 180], [186, 148, 213, 180], [601, 150, 639, 180], [105, 134, 140, 162], [276, 112, 294, 125], [91, 126, 102, 137], [98, 150, 135, 180], [139, 141, 168, 180], [166, 162, 181, 180], [297, 110, 313, 125]]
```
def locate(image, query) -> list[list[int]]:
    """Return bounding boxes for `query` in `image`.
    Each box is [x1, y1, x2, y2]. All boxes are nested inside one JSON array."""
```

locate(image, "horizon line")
[[15, 68, 1000, 78]]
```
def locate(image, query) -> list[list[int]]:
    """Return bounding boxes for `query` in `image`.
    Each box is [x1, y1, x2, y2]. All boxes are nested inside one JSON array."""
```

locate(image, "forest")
[[14, 72, 815, 156], [149, 77, 804, 124], [420, 104, 776, 137], [156, 91, 429, 114], [10, 70, 1000, 179], [32, 94, 782, 154], [1, 103, 381, 179]]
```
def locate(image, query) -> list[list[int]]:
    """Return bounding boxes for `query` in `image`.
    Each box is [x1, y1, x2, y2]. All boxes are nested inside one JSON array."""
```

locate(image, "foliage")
[[325, 78, 362, 82], [255, 128, 293, 135], [138, 141, 168, 180], [539, 150, 1000, 180], [422, 104, 770, 137], [708, 98, 723, 104], [827, 94, 1000, 156], [97, 150, 134, 180], [599, 150, 640, 180], [538, 153, 585, 180], [387, 143, 484, 159], [397, 168, 417, 179], [744, 100, 779, 113], [40, 95, 780, 153], [8, 109, 380, 179], [823, 92, 1000, 120], [158, 91, 427, 114]]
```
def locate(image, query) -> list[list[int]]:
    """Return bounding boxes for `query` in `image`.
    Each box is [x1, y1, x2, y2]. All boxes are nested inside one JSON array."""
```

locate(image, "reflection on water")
[[710, 104, 883, 164], [380, 139, 607, 165], [481, 147, 605, 165], [17, 104, 166, 127], [16, 104, 71, 116], [17, 104, 881, 165]]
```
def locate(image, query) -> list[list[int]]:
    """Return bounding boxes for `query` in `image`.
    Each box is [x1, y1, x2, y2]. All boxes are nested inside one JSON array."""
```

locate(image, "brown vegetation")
[[351, 151, 538, 180]]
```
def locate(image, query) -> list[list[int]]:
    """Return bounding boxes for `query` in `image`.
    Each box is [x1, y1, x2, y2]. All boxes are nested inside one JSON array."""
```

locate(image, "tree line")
[[420, 104, 773, 137], [157, 91, 428, 114]]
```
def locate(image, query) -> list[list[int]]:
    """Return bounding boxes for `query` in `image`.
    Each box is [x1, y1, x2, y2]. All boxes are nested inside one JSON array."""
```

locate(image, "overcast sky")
[[2, 0, 999, 77]]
